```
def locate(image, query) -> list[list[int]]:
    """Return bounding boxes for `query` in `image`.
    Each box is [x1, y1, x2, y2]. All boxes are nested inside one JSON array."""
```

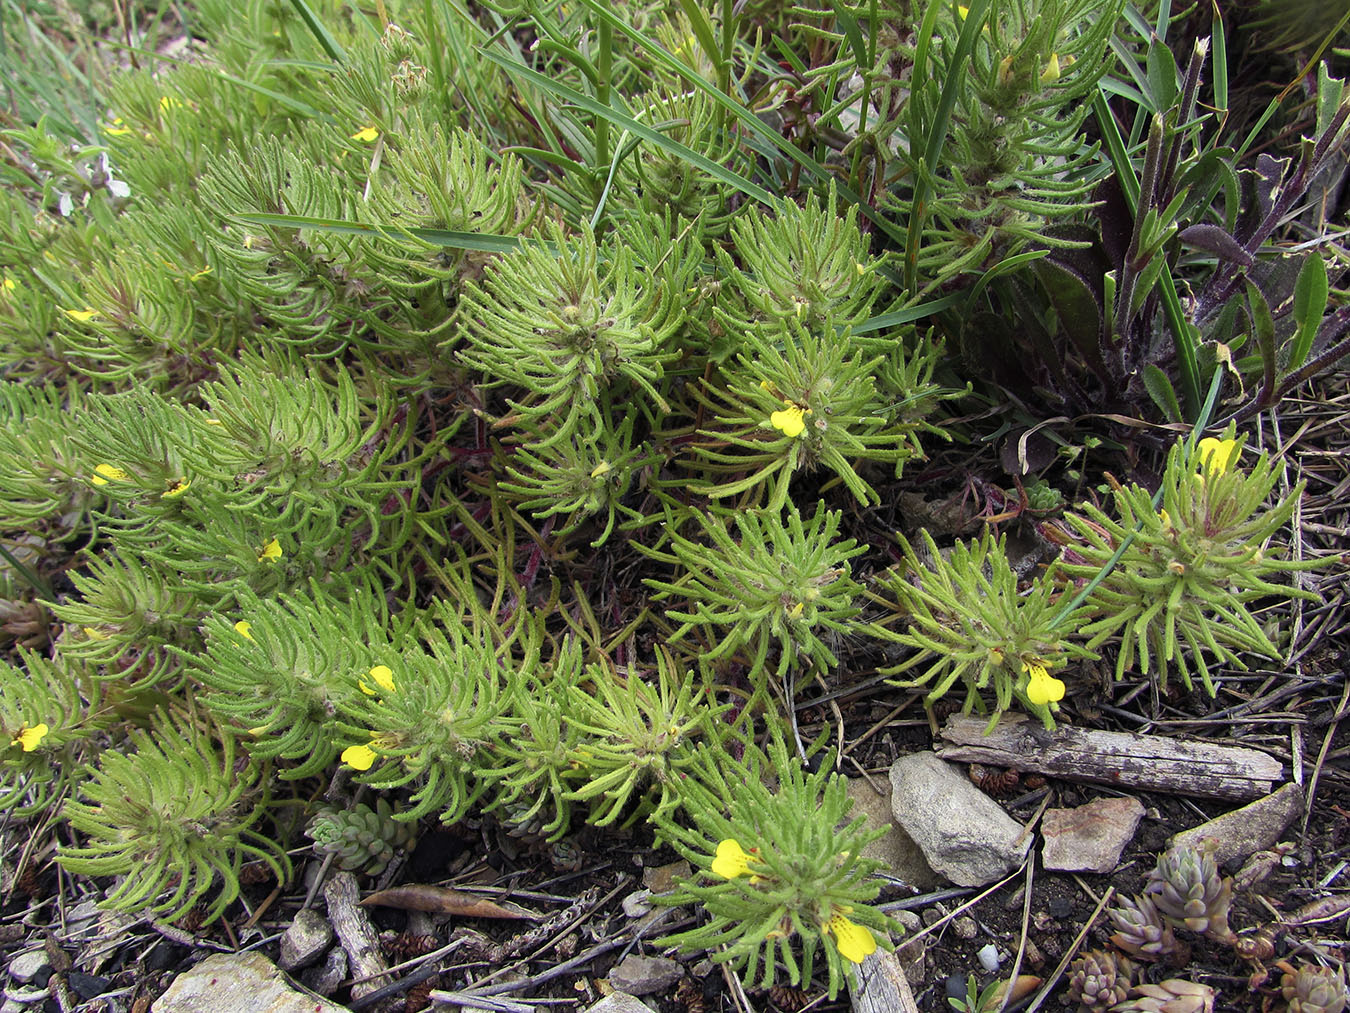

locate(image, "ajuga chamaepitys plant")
[[561, 646, 727, 828], [655, 735, 895, 999], [1060, 430, 1320, 694], [645, 501, 865, 685], [874, 528, 1091, 728], [0, 650, 109, 816], [58, 714, 289, 922]]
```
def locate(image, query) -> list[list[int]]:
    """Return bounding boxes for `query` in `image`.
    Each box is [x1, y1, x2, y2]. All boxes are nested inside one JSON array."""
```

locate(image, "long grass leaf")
[[287, 0, 349, 64]]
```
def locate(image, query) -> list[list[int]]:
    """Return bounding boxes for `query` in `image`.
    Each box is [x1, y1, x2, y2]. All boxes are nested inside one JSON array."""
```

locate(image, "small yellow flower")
[[161, 478, 191, 498], [188, 266, 213, 282], [1022, 661, 1065, 706], [83, 626, 109, 641], [770, 405, 809, 439], [590, 460, 612, 479], [159, 95, 184, 111], [104, 117, 132, 136], [1, 278, 15, 293], [359, 664, 396, 696], [350, 126, 380, 143], [1158, 508, 1172, 530], [64, 308, 99, 323], [1040, 52, 1062, 84], [11, 723, 49, 752], [258, 538, 282, 562], [341, 743, 377, 771], [823, 912, 877, 963], [90, 463, 130, 486], [1197, 437, 1239, 477], [233, 620, 253, 640], [711, 838, 755, 880]]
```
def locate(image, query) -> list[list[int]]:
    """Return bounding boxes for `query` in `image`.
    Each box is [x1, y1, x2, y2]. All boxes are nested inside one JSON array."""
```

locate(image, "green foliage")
[[0, 650, 110, 816], [58, 714, 290, 923], [655, 734, 896, 999], [560, 646, 728, 828], [1061, 432, 1321, 694], [874, 528, 1091, 728], [645, 501, 866, 685], [306, 798, 417, 875]]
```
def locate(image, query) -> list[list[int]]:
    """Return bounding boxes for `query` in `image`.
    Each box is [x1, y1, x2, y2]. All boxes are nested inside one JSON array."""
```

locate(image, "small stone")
[[606, 954, 683, 996], [299, 947, 348, 997], [67, 973, 110, 1000], [892, 909, 926, 983], [152, 951, 351, 1013], [977, 943, 1000, 972], [890, 752, 1031, 887], [2, 989, 48, 1012], [1170, 783, 1304, 869], [1041, 796, 1145, 874], [7, 950, 51, 985], [621, 890, 653, 919], [953, 916, 977, 940], [846, 777, 941, 890], [278, 908, 333, 971], [641, 860, 690, 895], [585, 994, 656, 1013]]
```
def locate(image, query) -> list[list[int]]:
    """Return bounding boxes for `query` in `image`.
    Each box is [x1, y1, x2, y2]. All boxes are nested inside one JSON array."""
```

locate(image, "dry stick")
[[1021, 886, 1115, 1013], [996, 851, 1037, 1013], [1300, 674, 1350, 840]]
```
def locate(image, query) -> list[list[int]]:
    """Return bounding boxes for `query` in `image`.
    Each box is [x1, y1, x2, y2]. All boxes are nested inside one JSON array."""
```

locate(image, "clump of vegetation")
[[0, 0, 1343, 1001]]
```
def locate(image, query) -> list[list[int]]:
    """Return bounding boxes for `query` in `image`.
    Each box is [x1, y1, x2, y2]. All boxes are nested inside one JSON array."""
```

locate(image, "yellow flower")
[[350, 126, 380, 143], [258, 538, 282, 562], [590, 460, 612, 479], [1158, 508, 1172, 530], [91, 463, 130, 486], [188, 266, 213, 282], [64, 308, 99, 323], [341, 743, 377, 771], [1, 278, 15, 293], [711, 838, 754, 879], [770, 405, 809, 439], [1197, 437, 1238, 477], [359, 664, 396, 696], [1022, 661, 1065, 706], [1040, 52, 1062, 84], [161, 478, 191, 498], [159, 95, 184, 111], [11, 723, 49, 752], [823, 911, 877, 963], [104, 117, 132, 136], [233, 620, 253, 640], [83, 626, 109, 641]]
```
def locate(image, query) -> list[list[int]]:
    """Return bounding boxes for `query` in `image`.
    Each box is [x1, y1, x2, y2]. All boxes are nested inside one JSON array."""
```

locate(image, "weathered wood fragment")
[[849, 947, 920, 1013], [937, 714, 1283, 801]]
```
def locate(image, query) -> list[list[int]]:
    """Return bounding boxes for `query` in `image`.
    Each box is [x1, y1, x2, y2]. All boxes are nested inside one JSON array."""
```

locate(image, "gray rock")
[[1170, 783, 1304, 869], [606, 954, 683, 996], [299, 947, 347, 997], [621, 889, 654, 919], [6, 950, 50, 984], [585, 994, 656, 1013], [278, 908, 333, 971], [1041, 796, 1145, 874], [845, 777, 940, 890], [892, 909, 926, 984], [2, 990, 48, 1013], [889, 752, 1031, 886], [152, 952, 349, 1013]]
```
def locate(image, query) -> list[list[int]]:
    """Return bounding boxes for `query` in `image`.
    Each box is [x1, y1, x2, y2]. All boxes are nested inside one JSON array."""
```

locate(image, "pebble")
[[1170, 783, 1304, 869], [278, 908, 333, 971], [621, 890, 653, 919], [151, 951, 351, 1013], [952, 916, 978, 939], [6, 951, 50, 985], [585, 994, 656, 1013], [606, 955, 683, 997], [67, 973, 110, 1000], [1041, 796, 1145, 874], [976, 943, 1001, 972], [890, 752, 1031, 887], [299, 947, 348, 998]]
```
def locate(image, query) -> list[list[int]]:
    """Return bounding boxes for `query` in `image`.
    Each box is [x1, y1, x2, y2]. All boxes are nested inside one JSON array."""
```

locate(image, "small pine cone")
[[1280, 963, 1347, 1013], [1068, 949, 1135, 1012], [1112, 979, 1216, 1013], [1144, 841, 1234, 942], [1107, 894, 1187, 964]]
